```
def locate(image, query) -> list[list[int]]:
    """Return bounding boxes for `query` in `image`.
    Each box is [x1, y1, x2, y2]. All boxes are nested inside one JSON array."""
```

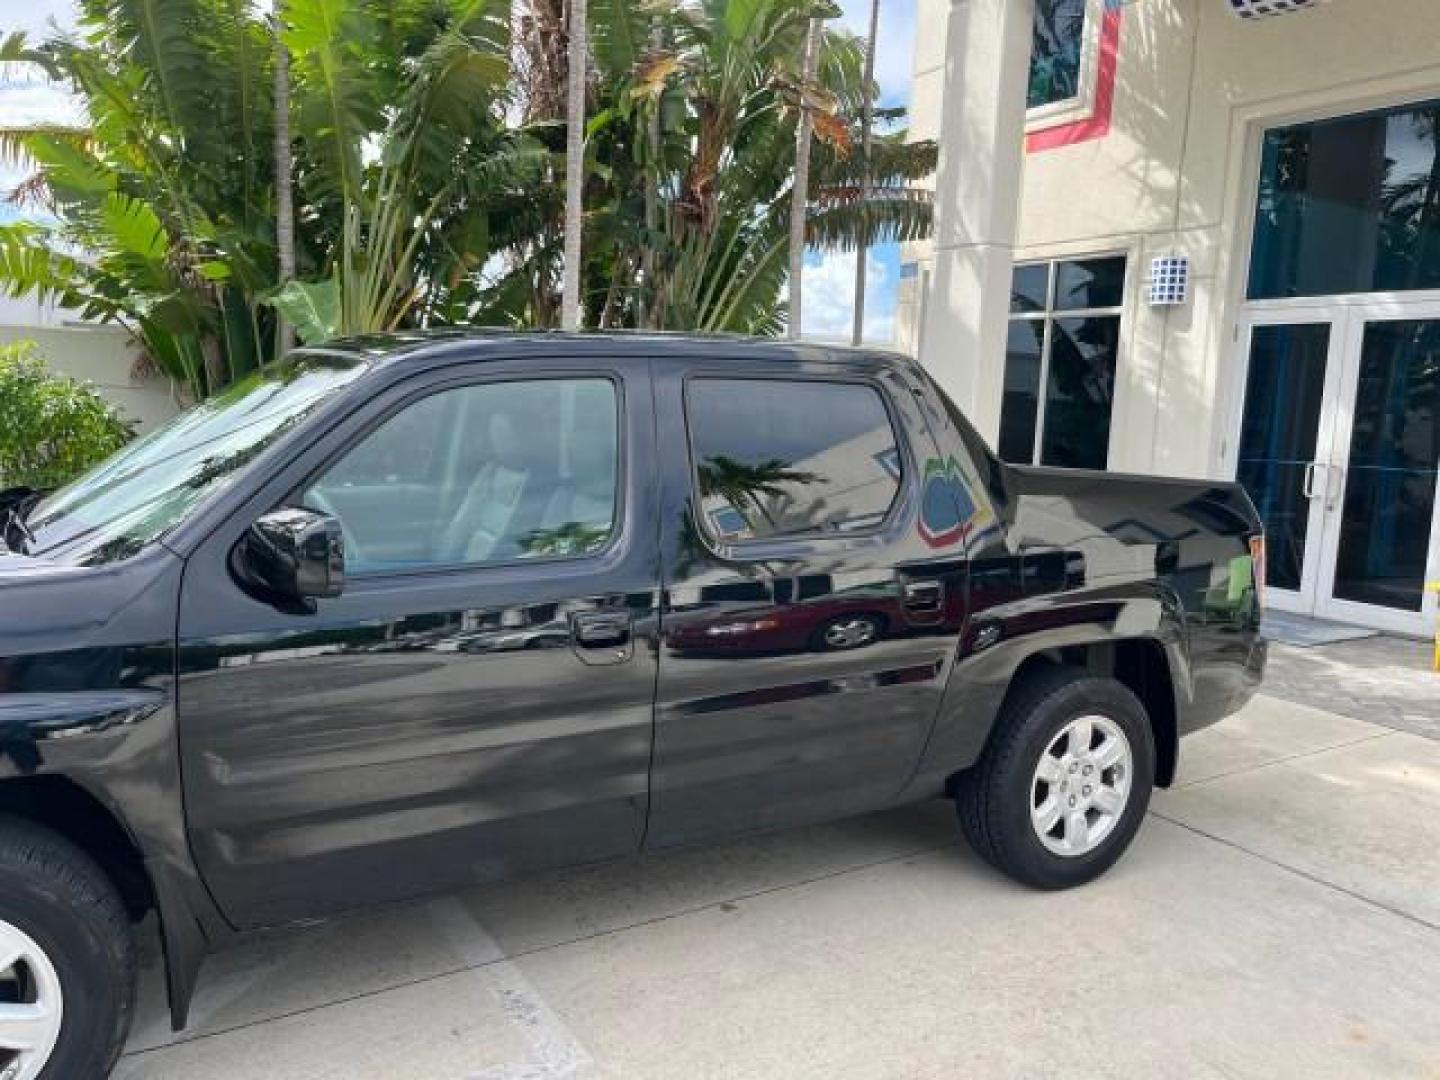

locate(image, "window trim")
[[1025, 0, 1107, 133], [286, 369, 628, 581], [1006, 255, 1127, 468], [680, 371, 916, 556]]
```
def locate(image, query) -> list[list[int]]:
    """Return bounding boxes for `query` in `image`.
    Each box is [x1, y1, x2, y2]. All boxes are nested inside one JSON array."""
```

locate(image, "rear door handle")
[[902, 580, 944, 611], [571, 611, 632, 647]]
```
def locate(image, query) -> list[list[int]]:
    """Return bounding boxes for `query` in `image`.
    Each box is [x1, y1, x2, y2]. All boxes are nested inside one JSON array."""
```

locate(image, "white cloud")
[[800, 248, 896, 345], [3, 0, 77, 39]]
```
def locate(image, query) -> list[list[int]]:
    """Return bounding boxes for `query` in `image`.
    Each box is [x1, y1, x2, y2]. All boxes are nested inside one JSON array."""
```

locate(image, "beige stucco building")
[[899, 0, 1440, 636]]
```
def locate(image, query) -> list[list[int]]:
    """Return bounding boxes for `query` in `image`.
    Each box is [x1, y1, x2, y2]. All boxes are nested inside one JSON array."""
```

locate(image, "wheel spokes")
[[1091, 784, 1124, 816], [0, 1002, 57, 1052], [1034, 753, 1064, 784], [1092, 734, 1126, 771], [1033, 794, 1064, 833], [1064, 810, 1090, 853]]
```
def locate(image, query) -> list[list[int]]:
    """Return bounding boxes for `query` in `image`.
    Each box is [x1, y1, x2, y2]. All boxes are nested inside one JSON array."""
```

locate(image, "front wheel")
[[956, 667, 1156, 890], [0, 818, 135, 1079]]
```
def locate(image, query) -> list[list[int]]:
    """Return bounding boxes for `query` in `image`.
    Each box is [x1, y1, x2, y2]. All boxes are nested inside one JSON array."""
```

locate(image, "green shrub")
[[0, 340, 135, 490]]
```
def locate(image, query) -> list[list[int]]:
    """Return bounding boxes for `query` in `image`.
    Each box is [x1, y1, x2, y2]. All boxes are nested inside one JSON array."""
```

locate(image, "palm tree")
[[0, 0, 939, 394], [269, 0, 538, 341], [555, 0, 935, 336], [561, 0, 588, 331], [273, 0, 295, 356], [697, 454, 821, 531], [787, 15, 823, 341], [0, 0, 278, 399], [851, 0, 879, 346]]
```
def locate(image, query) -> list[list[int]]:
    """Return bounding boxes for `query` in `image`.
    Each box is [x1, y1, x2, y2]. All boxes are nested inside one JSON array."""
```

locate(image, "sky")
[[805, 0, 916, 344], [0, 0, 918, 340]]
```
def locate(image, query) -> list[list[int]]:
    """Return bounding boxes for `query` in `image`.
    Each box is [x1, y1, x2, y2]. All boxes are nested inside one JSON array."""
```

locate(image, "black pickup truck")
[[0, 332, 1265, 1078]]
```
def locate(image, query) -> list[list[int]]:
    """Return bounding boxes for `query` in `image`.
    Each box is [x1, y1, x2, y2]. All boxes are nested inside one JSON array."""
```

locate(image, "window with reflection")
[[1028, 0, 1088, 110], [1250, 99, 1440, 299], [687, 379, 903, 542], [1002, 257, 1124, 469], [305, 378, 619, 573]]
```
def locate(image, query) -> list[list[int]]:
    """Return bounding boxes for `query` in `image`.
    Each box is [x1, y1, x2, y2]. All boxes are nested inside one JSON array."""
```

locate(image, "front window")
[[1250, 99, 1440, 299], [1001, 256, 1125, 470], [302, 378, 620, 574], [21, 357, 367, 564]]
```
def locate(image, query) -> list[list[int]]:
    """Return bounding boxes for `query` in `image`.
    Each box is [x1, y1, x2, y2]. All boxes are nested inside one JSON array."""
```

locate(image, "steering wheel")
[[304, 486, 367, 572]]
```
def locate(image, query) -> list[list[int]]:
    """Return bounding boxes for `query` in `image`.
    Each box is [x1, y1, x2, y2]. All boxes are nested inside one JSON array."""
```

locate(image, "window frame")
[[1005, 255, 1127, 469], [1025, 0, 1107, 133], [680, 371, 915, 554], [287, 369, 628, 580]]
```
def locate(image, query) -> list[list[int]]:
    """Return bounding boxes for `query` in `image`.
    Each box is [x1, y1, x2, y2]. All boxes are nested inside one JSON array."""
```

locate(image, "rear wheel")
[[956, 667, 1156, 889], [0, 818, 135, 1079]]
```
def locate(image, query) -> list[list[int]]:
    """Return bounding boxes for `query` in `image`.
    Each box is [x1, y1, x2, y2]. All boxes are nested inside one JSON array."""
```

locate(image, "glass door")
[[1315, 305, 1440, 635], [1233, 315, 1345, 615]]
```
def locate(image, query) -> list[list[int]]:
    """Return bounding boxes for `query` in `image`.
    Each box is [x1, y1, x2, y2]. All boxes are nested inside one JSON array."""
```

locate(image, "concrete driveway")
[[115, 695, 1440, 1079]]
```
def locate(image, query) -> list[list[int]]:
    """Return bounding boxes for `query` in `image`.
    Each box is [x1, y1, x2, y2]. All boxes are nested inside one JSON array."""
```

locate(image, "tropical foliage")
[[0, 0, 936, 396], [0, 340, 134, 488]]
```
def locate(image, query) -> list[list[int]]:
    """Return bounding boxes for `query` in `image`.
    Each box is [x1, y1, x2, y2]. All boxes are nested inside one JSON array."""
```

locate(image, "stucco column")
[[919, 0, 1033, 441]]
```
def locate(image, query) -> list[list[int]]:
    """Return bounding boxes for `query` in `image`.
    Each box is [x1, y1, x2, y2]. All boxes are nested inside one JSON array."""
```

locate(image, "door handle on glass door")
[[1302, 462, 1320, 499], [1324, 465, 1344, 512]]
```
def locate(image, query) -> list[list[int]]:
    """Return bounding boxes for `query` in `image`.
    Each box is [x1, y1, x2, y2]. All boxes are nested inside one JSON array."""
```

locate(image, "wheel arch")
[[0, 774, 210, 1032], [990, 640, 1179, 788]]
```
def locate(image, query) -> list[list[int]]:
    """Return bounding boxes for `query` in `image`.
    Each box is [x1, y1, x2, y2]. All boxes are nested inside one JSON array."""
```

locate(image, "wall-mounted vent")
[[1147, 256, 1190, 306]]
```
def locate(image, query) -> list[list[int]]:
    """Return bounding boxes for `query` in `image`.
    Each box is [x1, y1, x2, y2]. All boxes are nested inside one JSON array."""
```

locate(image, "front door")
[[1235, 303, 1440, 635], [177, 360, 660, 929]]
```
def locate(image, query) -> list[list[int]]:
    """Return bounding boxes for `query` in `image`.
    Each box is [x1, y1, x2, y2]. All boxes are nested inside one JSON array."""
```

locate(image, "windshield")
[[23, 356, 368, 565]]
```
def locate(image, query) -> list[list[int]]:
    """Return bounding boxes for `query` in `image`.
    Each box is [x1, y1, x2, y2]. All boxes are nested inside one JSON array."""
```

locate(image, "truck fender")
[[897, 593, 1190, 800]]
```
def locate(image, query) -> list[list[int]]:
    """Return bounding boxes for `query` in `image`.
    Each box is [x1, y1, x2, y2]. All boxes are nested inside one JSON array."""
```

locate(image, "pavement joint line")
[[120, 839, 955, 1059], [1148, 810, 1440, 935], [430, 896, 594, 1080], [1171, 730, 1398, 789]]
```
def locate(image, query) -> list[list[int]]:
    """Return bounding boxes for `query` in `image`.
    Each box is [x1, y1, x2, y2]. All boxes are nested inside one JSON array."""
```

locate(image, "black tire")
[[956, 666, 1156, 890], [0, 817, 135, 1079]]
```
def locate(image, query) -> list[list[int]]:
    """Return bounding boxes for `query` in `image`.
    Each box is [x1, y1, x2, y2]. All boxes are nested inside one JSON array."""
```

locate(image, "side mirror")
[[232, 507, 344, 611]]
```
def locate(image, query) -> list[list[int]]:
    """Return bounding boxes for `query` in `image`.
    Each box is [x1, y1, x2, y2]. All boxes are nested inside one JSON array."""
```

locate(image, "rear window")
[[686, 378, 904, 543]]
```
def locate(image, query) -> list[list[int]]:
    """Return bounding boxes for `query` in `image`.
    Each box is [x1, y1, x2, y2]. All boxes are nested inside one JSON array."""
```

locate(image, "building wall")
[[0, 294, 182, 432], [902, 0, 1440, 479]]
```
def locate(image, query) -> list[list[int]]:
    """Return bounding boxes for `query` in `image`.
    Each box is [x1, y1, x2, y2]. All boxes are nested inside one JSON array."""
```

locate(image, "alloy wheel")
[[0, 920, 63, 1080], [1029, 714, 1134, 857]]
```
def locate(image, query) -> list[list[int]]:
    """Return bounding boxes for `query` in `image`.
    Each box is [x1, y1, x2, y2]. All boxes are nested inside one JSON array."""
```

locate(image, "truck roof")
[[297, 328, 913, 369]]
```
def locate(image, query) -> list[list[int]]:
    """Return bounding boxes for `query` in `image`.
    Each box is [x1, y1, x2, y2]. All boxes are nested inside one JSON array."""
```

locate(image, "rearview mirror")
[[232, 507, 345, 611]]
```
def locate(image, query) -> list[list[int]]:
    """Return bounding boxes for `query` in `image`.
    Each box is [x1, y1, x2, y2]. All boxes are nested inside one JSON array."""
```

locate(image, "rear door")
[[176, 355, 660, 928], [647, 353, 972, 847]]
